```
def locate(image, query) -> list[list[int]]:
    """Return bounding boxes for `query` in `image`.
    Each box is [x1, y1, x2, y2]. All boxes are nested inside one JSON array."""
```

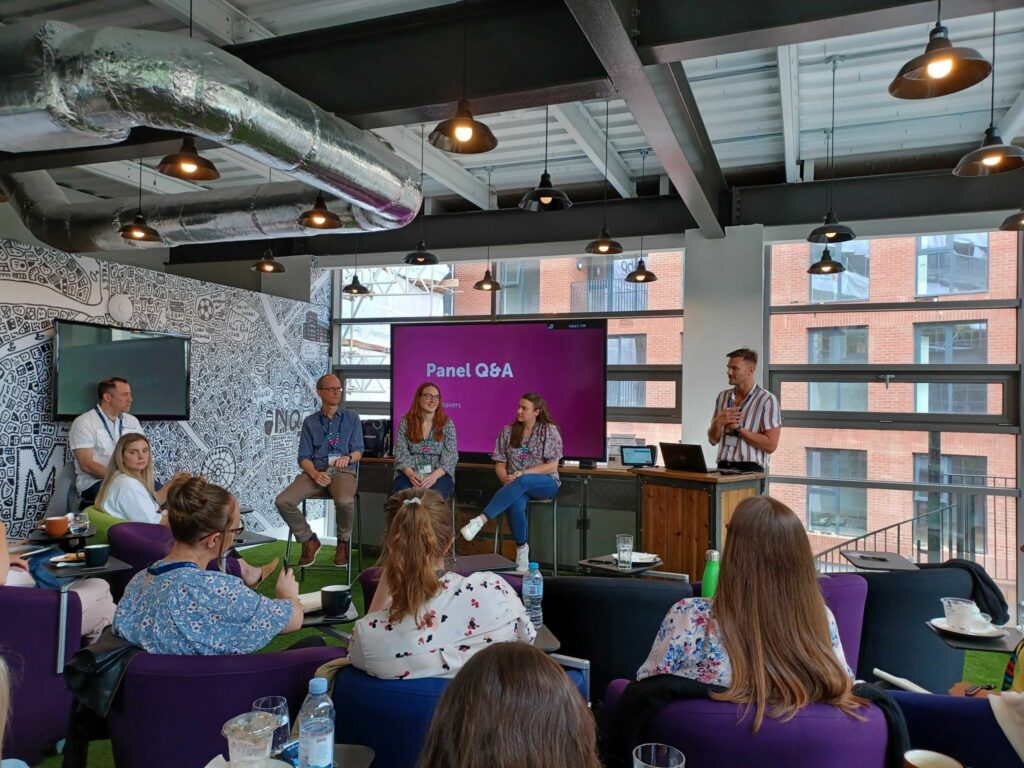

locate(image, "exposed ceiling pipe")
[[0, 21, 421, 251]]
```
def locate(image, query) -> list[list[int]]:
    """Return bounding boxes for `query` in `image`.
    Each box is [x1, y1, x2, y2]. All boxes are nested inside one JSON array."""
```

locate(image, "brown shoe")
[[298, 535, 321, 567], [333, 540, 350, 568]]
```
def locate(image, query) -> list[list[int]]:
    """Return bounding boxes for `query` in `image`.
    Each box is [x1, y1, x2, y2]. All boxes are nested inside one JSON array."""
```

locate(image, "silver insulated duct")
[[0, 20, 422, 252]]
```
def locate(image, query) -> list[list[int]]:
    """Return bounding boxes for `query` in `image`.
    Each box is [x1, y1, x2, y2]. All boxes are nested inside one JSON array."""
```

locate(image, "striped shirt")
[[712, 383, 781, 467]]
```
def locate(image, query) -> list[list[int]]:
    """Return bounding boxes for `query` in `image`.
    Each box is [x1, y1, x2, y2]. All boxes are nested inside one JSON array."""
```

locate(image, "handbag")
[[361, 418, 392, 458]]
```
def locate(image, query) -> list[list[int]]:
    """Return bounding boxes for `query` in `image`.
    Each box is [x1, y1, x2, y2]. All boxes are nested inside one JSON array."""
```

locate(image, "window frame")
[[808, 240, 871, 304], [805, 447, 869, 537], [915, 232, 989, 298]]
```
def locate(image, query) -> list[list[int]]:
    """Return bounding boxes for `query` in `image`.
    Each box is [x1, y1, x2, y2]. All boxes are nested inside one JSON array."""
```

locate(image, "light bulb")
[[926, 58, 954, 79], [635, 274, 647, 281], [825, 231, 837, 239], [130, 229, 144, 239], [539, 195, 554, 206], [180, 161, 198, 174], [312, 213, 326, 225], [454, 123, 474, 142], [598, 243, 610, 253], [982, 153, 1002, 167]]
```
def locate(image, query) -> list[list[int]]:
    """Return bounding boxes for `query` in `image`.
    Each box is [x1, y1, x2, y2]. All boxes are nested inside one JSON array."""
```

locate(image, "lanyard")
[[94, 406, 123, 443], [320, 412, 343, 450], [147, 560, 199, 576]]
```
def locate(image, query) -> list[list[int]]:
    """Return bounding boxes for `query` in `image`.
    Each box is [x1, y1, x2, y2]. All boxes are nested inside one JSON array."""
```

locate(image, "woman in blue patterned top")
[[460, 393, 562, 572], [113, 477, 304, 655], [393, 382, 458, 499]]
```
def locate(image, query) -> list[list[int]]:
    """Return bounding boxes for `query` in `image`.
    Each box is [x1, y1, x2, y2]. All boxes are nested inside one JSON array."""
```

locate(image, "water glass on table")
[[252, 695, 290, 756], [633, 743, 685, 768], [70, 509, 90, 536], [616, 534, 634, 569], [221, 711, 276, 767]]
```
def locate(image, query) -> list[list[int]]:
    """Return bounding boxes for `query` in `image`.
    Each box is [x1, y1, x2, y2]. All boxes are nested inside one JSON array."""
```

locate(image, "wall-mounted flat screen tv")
[[53, 319, 191, 420], [391, 319, 607, 461]]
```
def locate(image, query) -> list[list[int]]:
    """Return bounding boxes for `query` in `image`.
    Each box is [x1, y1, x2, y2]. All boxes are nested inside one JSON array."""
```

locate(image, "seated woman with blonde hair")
[[417, 642, 601, 768], [349, 488, 535, 679], [638, 495, 862, 731]]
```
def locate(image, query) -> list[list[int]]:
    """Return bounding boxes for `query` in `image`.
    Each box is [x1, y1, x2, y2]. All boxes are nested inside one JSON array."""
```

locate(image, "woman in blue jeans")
[[392, 382, 458, 498], [460, 393, 562, 572]]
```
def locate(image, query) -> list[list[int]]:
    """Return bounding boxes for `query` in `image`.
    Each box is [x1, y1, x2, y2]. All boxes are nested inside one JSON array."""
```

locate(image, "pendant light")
[[118, 160, 161, 243], [428, 1, 497, 154], [585, 100, 623, 255], [406, 125, 439, 265], [251, 246, 285, 274], [807, 246, 846, 275], [473, 168, 502, 292], [807, 59, 856, 245], [999, 208, 1024, 231], [889, 0, 991, 99], [299, 192, 343, 229], [342, 237, 370, 295], [626, 150, 657, 284], [157, 137, 220, 181], [519, 105, 572, 211], [953, 13, 1024, 177]]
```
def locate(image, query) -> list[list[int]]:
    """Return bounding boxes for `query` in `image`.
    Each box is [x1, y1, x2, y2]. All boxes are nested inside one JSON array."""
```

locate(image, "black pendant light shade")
[[157, 137, 220, 180], [342, 274, 370, 294], [429, 100, 498, 154], [405, 240, 439, 265], [807, 247, 846, 275], [953, 126, 1024, 177], [251, 247, 286, 274], [118, 213, 161, 243], [473, 268, 501, 292], [298, 193, 343, 229], [889, 24, 991, 100], [519, 172, 573, 211], [625, 258, 658, 283], [807, 210, 857, 244], [585, 227, 624, 255], [999, 209, 1024, 231]]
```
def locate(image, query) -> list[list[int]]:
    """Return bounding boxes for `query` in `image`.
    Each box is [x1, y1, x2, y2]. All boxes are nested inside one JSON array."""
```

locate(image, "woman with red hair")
[[393, 382, 458, 498]]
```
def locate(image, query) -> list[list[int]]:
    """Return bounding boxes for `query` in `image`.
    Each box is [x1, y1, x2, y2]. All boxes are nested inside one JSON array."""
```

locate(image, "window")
[[498, 260, 540, 315], [913, 453, 988, 554], [914, 321, 988, 414], [574, 256, 650, 313], [916, 233, 988, 296], [807, 326, 868, 411], [806, 448, 868, 536], [608, 335, 647, 407], [810, 241, 869, 303]]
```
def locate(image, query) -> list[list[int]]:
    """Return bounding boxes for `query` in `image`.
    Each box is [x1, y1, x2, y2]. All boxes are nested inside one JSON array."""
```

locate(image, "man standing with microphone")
[[707, 348, 781, 472]]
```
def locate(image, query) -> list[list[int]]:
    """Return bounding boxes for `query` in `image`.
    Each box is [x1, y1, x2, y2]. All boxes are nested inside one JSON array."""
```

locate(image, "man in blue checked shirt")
[[275, 374, 364, 567]]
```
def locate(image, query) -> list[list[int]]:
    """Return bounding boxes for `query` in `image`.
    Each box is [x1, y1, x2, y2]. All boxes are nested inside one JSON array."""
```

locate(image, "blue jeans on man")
[[482, 474, 559, 546]]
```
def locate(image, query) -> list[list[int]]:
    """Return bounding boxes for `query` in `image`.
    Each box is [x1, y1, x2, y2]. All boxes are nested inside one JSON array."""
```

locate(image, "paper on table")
[[297, 592, 322, 613], [872, 667, 931, 694], [612, 552, 660, 564]]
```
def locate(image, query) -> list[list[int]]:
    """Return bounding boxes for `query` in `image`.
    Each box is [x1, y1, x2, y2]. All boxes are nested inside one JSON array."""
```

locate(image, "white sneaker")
[[460, 516, 485, 542], [515, 544, 530, 573]]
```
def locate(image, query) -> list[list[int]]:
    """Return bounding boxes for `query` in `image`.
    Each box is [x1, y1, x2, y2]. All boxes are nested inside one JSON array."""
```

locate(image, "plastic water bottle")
[[701, 549, 720, 598], [523, 562, 544, 629], [297, 677, 334, 768]]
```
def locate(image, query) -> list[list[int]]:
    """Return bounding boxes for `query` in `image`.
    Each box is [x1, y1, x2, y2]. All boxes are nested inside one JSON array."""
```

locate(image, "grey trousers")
[[275, 470, 357, 542]]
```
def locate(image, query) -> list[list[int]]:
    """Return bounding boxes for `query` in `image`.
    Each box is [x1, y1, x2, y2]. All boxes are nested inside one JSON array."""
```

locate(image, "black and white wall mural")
[[0, 239, 331, 537]]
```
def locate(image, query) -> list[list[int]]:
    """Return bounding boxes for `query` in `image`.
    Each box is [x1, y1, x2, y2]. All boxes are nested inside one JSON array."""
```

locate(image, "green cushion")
[[83, 505, 123, 545]]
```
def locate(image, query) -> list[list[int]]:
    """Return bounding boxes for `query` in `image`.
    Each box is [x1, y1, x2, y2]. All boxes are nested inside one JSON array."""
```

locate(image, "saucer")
[[613, 552, 659, 564], [929, 617, 1006, 638]]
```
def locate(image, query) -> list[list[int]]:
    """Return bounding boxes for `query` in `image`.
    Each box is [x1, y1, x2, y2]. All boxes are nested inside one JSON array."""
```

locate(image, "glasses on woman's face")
[[420, 393, 440, 402]]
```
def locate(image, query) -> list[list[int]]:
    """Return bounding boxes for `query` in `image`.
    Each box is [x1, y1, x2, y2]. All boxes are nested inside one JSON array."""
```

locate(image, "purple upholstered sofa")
[[0, 585, 83, 764]]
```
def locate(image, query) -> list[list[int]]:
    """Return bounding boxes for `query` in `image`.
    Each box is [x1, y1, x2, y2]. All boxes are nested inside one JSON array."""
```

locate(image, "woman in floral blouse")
[[393, 382, 458, 498], [459, 393, 562, 572], [349, 488, 534, 679], [638, 495, 864, 732]]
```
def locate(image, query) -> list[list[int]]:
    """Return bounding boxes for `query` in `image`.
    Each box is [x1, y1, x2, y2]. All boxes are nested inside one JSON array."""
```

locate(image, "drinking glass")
[[252, 695, 290, 756], [221, 711, 275, 767], [616, 534, 634, 570], [70, 509, 90, 536], [633, 743, 685, 768]]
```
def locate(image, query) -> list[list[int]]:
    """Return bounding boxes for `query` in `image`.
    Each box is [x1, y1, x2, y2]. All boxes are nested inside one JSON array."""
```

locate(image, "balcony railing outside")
[[570, 279, 649, 313]]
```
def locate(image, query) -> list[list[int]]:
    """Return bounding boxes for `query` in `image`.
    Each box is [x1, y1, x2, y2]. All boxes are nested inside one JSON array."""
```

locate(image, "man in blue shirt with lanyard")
[[68, 377, 144, 505], [275, 373, 364, 567]]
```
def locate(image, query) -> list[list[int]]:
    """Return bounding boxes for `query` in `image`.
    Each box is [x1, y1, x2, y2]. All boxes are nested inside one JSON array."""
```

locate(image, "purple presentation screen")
[[391, 320, 607, 460]]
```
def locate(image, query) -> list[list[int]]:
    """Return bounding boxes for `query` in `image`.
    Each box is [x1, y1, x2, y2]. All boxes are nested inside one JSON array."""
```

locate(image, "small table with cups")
[[927, 596, 1023, 654]]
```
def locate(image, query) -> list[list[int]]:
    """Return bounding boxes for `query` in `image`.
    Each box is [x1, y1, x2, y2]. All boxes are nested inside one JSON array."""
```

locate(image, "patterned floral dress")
[[348, 571, 536, 679], [637, 597, 852, 685]]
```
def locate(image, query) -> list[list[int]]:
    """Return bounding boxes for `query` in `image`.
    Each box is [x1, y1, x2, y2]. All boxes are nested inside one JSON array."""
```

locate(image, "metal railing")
[[570, 279, 649, 313]]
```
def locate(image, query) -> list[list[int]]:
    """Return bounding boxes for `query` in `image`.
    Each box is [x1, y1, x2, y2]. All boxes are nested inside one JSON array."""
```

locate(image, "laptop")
[[659, 443, 714, 473]]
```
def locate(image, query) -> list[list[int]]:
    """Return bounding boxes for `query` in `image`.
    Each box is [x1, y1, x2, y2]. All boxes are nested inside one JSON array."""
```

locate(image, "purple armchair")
[[602, 678, 889, 767], [0, 586, 82, 764], [818, 573, 868, 672], [106, 646, 345, 768]]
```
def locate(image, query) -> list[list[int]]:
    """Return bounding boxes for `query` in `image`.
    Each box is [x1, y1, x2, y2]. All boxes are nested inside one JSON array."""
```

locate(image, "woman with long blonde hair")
[[638, 495, 863, 731], [349, 488, 534, 679], [393, 382, 458, 498], [95, 433, 179, 523]]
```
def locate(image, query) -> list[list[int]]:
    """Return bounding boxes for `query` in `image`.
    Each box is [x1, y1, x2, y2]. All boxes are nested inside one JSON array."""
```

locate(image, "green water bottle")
[[701, 549, 720, 598]]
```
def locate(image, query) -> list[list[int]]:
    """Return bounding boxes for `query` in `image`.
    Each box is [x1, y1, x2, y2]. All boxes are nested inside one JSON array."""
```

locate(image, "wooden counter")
[[632, 468, 764, 579]]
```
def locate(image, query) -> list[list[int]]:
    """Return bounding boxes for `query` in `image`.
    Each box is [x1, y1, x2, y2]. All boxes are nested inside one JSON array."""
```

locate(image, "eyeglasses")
[[420, 393, 440, 401], [318, 387, 342, 393]]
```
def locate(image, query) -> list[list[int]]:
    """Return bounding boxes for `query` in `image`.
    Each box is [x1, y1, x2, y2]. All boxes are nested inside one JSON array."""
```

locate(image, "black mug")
[[84, 544, 110, 567], [321, 585, 352, 617]]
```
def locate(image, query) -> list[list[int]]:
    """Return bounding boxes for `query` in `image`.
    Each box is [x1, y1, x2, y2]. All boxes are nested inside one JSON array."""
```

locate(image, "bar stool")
[[284, 489, 362, 585], [493, 497, 559, 576]]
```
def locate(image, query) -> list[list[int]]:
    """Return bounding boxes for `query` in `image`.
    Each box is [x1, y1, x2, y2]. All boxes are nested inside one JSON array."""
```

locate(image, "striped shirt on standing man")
[[708, 348, 782, 470]]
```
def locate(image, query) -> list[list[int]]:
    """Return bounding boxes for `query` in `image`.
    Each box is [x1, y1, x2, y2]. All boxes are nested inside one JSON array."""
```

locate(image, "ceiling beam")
[[565, 0, 726, 237], [550, 102, 635, 199], [79, 160, 206, 194], [776, 45, 801, 184], [637, 0, 1024, 62], [373, 126, 494, 210], [145, 0, 273, 44], [997, 87, 1024, 144]]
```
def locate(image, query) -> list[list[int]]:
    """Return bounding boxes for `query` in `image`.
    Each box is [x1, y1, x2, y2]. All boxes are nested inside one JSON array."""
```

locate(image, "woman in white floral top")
[[638, 496, 865, 732], [349, 488, 535, 680], [459, 393, 563, 572]]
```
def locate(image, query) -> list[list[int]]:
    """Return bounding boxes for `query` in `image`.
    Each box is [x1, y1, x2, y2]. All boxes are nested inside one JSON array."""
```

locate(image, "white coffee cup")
[[903, 749, 962, 768], [941, 597, 977, 632]]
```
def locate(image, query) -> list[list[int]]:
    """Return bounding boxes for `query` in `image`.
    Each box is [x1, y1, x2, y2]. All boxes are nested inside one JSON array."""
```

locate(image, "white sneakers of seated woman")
[[460, 515, 485, 541]]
